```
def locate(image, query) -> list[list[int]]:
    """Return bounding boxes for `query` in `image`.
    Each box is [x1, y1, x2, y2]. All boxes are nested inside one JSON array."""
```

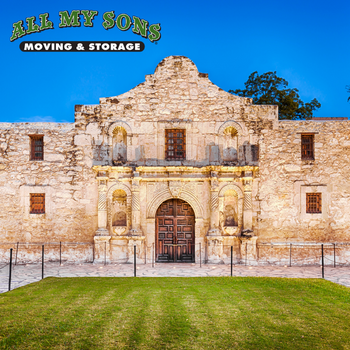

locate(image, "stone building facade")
[[0, 56, 349, 264]]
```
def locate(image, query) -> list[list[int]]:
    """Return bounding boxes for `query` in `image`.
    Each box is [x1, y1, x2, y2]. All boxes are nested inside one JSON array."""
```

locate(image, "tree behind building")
[[229, 71, 321, 120]]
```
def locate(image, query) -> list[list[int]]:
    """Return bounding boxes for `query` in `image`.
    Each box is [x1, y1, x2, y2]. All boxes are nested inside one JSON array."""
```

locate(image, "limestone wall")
[[73, 56, 277, 168], [0, 56, 349, 265], [0, 123, 97, 252], [257, 120, 350, 243]]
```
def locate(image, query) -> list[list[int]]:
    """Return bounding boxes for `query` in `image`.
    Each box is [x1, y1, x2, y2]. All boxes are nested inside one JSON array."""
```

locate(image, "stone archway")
[[155, 198, 195, 263]]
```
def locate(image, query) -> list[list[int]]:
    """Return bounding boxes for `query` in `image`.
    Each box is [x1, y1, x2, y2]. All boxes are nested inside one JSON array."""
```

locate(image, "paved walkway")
[[1, 262, 350, 293]]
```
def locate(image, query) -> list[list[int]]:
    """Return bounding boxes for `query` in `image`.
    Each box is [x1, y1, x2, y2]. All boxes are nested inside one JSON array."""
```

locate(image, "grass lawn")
[[0, 277, 350, 349]]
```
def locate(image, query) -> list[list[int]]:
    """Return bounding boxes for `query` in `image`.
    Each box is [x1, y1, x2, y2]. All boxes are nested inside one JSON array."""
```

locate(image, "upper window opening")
[[30, 193, 45, 214], [306, 193, 321, 214], [30, 135, 44, 161], [301, 134, 314, 160], [165, 129, 186, 160]]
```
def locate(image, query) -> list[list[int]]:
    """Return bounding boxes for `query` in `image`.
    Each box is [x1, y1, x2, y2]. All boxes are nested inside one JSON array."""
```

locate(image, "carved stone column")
[[129, 171, 142, 236], [95, 173, 109, 236], [243, 178, 253, 230], [208, 171, 221, 236], [127, 172, 144, 263], [94, 172, 111, 263]]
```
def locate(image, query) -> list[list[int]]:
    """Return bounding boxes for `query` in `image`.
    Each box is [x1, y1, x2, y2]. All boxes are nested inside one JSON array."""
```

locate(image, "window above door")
[[165, 129, 186, 160]]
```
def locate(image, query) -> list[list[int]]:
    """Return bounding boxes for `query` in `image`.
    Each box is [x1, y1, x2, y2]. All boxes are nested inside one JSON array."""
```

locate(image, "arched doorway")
[[156, 198, 195, 262]]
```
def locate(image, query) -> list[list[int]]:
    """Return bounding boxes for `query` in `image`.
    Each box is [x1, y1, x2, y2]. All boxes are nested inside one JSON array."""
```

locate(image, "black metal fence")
[[256, 242, 350, 267], [2, 241, 350, 292], [0, 242, 94, 268], [1, 241, 350, 268]]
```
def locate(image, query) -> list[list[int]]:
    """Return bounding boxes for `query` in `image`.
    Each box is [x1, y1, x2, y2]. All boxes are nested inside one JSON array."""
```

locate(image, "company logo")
[[10, 11, 161, 52]]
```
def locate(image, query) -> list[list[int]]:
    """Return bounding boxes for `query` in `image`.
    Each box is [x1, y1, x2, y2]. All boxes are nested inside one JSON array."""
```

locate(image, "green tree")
[[229, 71, 321, 120]]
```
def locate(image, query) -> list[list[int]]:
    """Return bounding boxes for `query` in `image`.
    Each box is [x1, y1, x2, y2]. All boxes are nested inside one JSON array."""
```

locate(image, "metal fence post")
[[134, 245, 136, 277], [104, 241, 107, 266], [15, 242, 19, 266], [333, 243, 336, 268], [231, 246, 233, 277], [60, 241, 62, 265], [8, 248, 13, 292], [152, 242, 154, 268], [289, 243, 292, 267], [145, 243, 147, 264], [42, 245, 44, 280], [321, 244, 324, 279], [199, 242, 201, 268], [245, 243, 247, 266]]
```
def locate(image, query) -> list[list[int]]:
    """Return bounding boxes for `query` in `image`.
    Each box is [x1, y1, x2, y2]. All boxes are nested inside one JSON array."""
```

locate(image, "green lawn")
[[0, 277, 350, 349]]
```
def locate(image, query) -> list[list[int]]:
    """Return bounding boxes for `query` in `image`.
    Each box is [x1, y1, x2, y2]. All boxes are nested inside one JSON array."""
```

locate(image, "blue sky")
[[1, 0, 349, 123]]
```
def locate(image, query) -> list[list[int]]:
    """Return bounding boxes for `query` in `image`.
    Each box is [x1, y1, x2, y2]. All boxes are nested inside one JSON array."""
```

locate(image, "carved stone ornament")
[[224, 226, 240, 236], [208, 228, 221, 236], [98, 183, 108, 193], [211, 172, 219, 190], [113, 226, 127, 236], [244, 192, 252, 210], [169, 181, 183, 198], [129, 228, 142, 236], [132, 176, 141, 188], [211, 192, 219, 210], [97, 171, 108, 178], [98, 193, 107, 210], [244, 183, 252, 192]]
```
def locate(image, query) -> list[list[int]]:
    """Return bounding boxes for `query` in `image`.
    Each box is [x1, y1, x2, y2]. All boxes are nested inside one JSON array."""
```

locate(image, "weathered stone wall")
[[69, 56, 272, 264], [0, 123, 97, 255], [73, 56, 277, 168], [257, 120, 350, 243], [0, 56, 349, 265]]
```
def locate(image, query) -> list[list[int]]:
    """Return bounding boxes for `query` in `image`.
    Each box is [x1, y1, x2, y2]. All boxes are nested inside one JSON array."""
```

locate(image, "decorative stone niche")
[[113, 211, 127, 226], [219, 186, 243, 236], [111, 189, 128, 236], [112, 126, 127, 165], [223, 126, 238, 163]]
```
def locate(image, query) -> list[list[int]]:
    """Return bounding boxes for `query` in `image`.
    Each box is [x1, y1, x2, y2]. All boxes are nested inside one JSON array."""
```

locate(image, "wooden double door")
[[156, 199, 195, 262]]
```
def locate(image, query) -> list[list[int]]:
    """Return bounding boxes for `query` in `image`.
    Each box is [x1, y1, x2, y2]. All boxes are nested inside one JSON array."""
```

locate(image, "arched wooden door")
[[156, 199, 195, 262]]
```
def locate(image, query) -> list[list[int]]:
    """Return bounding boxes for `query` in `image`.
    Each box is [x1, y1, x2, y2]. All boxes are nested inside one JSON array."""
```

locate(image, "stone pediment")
[[98, 56, 254, 115]]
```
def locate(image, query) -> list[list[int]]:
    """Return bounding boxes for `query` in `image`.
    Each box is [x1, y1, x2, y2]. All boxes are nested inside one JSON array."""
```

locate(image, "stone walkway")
[[1, 262, 350, 293]]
